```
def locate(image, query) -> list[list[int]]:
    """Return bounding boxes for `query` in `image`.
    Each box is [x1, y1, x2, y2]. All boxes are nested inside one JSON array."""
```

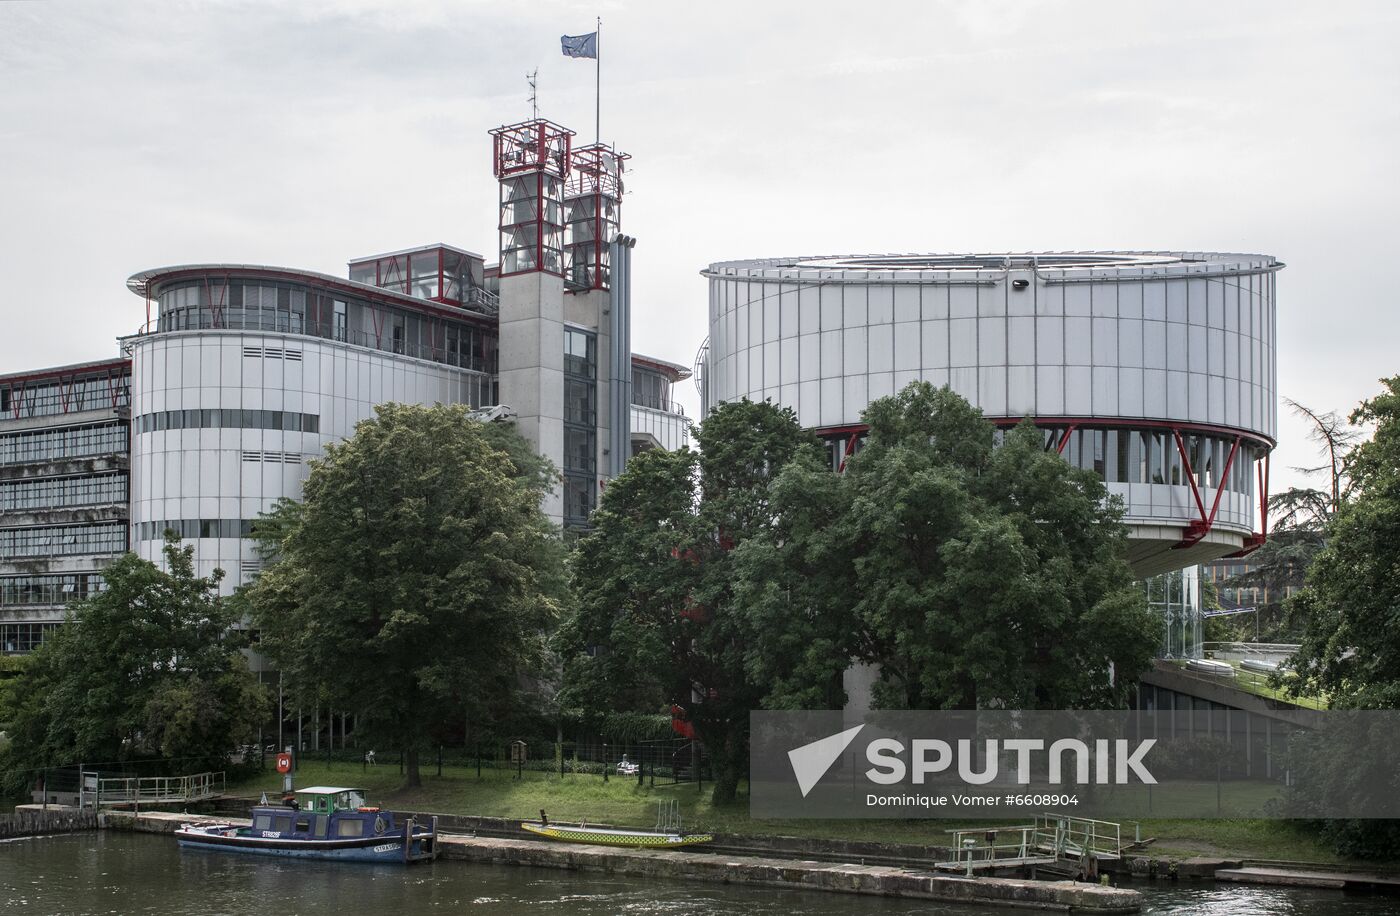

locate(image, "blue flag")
[[561, 32, 598, 59]]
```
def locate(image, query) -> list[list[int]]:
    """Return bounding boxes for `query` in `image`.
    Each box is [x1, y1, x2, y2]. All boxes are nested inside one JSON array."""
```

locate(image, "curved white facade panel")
[[129, 330, 492, 592], [701, 252, 1281, 576], [630, 403, 689, 453]]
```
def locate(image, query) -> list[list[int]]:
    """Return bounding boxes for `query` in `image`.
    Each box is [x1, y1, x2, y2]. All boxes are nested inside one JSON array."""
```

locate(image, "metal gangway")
[[937, 814, 1122, 876], [88, 771, 225, 808]]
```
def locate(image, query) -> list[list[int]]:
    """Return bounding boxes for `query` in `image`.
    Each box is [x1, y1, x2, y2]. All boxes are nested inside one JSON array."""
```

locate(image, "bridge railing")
[[94, 771, 225, 807], [1032, 813, 1120, 858], [939, 824, 1040, 871], [1203, 642, 1300, 658]]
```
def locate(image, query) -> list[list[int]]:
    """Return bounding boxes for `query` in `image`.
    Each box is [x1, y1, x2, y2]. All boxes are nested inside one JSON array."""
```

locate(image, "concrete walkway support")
[[437, 833, 1142, 912]]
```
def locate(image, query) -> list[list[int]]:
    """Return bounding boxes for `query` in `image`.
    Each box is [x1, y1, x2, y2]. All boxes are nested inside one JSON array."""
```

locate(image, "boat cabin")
[[248, 786, 396, 840]]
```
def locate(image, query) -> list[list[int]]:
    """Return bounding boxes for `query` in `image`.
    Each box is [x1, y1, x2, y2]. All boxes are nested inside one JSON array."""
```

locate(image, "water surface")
[[2, 833, 1397, 915]]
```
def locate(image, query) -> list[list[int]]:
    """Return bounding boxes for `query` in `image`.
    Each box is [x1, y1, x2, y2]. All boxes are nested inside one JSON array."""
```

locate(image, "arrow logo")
[[787, 724, 865, 797]]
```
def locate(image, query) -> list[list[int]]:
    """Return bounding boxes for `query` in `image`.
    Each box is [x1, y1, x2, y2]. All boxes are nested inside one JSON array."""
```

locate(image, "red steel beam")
[[1171, 428, 1210, 523], [1055, 423, 1081, 455], [837, 431, 860, 472]]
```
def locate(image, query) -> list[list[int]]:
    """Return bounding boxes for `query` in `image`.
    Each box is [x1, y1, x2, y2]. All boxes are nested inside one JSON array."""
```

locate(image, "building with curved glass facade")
[[0, 118, 693, 630], [700, 252, 1280, 578], [123, 256, 501, 589]]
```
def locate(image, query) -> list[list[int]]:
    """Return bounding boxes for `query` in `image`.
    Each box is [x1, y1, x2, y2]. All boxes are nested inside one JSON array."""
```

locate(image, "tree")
[[741, 383, 1158, 711], [1, 539, 266, 795], [558, 399, 822, 803], [1212, 487, 1328, 643], [1287, 377, 1400, 708], [245, 404, 563, 787], [1284, 397, 1361, 514], [1215, 398, 1359, 643]]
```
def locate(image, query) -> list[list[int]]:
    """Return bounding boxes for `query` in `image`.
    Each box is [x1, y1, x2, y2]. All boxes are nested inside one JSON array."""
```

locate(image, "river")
[[2, 833, 1398, 915]]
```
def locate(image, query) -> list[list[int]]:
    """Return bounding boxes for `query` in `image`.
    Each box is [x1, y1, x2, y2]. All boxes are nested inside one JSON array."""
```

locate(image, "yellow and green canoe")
[[520, 822, 713, 848]]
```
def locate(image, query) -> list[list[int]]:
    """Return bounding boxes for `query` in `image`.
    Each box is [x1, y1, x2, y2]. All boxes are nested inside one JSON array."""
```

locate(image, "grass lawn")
[[1138, 819, 1370, 864], [1225, 665, 1329, 710], [227, 760, 1387, 865]]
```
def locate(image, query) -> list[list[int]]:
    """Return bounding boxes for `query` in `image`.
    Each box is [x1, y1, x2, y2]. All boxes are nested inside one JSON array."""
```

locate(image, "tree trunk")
[[405, 746, 422, 788], [701, 724, 745, 805]]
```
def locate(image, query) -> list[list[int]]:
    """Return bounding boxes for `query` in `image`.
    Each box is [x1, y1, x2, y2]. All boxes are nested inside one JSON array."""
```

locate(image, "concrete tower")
[[490, 119, 573, 523]]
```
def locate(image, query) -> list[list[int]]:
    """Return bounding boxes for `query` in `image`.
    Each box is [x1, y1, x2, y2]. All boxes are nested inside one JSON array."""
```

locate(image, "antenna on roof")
[[527, 68, 539, 120]]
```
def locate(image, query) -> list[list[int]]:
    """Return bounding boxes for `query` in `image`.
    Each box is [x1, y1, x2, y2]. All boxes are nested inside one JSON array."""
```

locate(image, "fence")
[[355, 737, 712, 788]]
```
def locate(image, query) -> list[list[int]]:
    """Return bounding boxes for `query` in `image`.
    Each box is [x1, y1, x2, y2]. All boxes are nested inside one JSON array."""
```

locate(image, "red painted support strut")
[[1176, 436, 1241, 549], [1055, 423, 1080, 456], [1224, 452, 1271, 558], [837, 431, 860, 472], [1171, 428, 1210, 523], [818, 417, 1272, 555]]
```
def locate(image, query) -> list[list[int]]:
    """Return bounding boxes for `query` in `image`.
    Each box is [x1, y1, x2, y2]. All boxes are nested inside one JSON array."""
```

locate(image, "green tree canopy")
[[1209, 486, 1330, 644], [1, 539, 266, 795], [740, 382, 1158, 711], [1288, 376, 1400, 708], [561, 386, 1157, 803], [558, 399, 822, 803], [245, 404, 563, 786]]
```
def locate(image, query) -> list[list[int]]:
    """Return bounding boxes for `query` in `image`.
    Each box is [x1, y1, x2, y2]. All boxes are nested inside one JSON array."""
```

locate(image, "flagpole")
[[595, 16, 601, 146]]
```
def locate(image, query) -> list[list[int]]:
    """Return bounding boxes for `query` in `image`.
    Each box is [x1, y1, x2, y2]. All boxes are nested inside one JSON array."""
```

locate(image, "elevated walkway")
[[936, 814, 1122, 878], [88, 771, 225, 808]]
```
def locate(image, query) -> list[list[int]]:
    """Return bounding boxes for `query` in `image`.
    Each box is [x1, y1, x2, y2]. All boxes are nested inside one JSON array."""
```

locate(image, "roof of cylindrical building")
[[702, 251, 1282, 281]]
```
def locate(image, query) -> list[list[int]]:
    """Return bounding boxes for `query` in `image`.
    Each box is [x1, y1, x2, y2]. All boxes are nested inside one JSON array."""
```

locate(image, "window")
[[1, 422, 129, 467], [564, 379, 595, 425], [0, 524, 126, 559], [0, 372, 130, 420], [336, 818, 365, 838], [135, 518, 255, 542], [0, 473, 127, 511], [564, 329, 596, 379], [155, 277, 497, 372], [631, 367, 674, 411], [1, 622, 60, 654], [273, 815, 294, 834], [252, 814, 272, 831], [135, 410, 320, 435], [564, 428, 596, 474], [563, 328, 599, 527], [1, 573, 106, 608]]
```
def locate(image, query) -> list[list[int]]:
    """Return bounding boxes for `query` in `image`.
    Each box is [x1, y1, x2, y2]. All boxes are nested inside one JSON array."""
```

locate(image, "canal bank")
[[104, 810, 1142, 913], [28, 805, 1400, 909]]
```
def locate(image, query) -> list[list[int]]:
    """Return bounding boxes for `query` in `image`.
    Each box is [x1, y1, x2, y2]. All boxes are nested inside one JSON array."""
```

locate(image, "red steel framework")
[[1, 360, 131, 420], [816, 416, 1274, 557], [489, 119, 574, 278], [564, 143, 629, 291], [348, 246, 480, 308]]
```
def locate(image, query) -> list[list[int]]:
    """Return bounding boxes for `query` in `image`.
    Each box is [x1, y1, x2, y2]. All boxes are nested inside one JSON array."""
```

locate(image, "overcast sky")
[[2, 0, 1397, 491]]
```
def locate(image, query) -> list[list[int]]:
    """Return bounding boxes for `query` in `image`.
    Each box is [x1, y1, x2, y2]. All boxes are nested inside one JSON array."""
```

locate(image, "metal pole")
[[595, 17, 601, 145]]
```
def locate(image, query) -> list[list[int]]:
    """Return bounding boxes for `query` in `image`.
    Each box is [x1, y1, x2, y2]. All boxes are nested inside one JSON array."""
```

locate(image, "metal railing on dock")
[[92, 771, 225, 808], [938, 814, 1121, 875]]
